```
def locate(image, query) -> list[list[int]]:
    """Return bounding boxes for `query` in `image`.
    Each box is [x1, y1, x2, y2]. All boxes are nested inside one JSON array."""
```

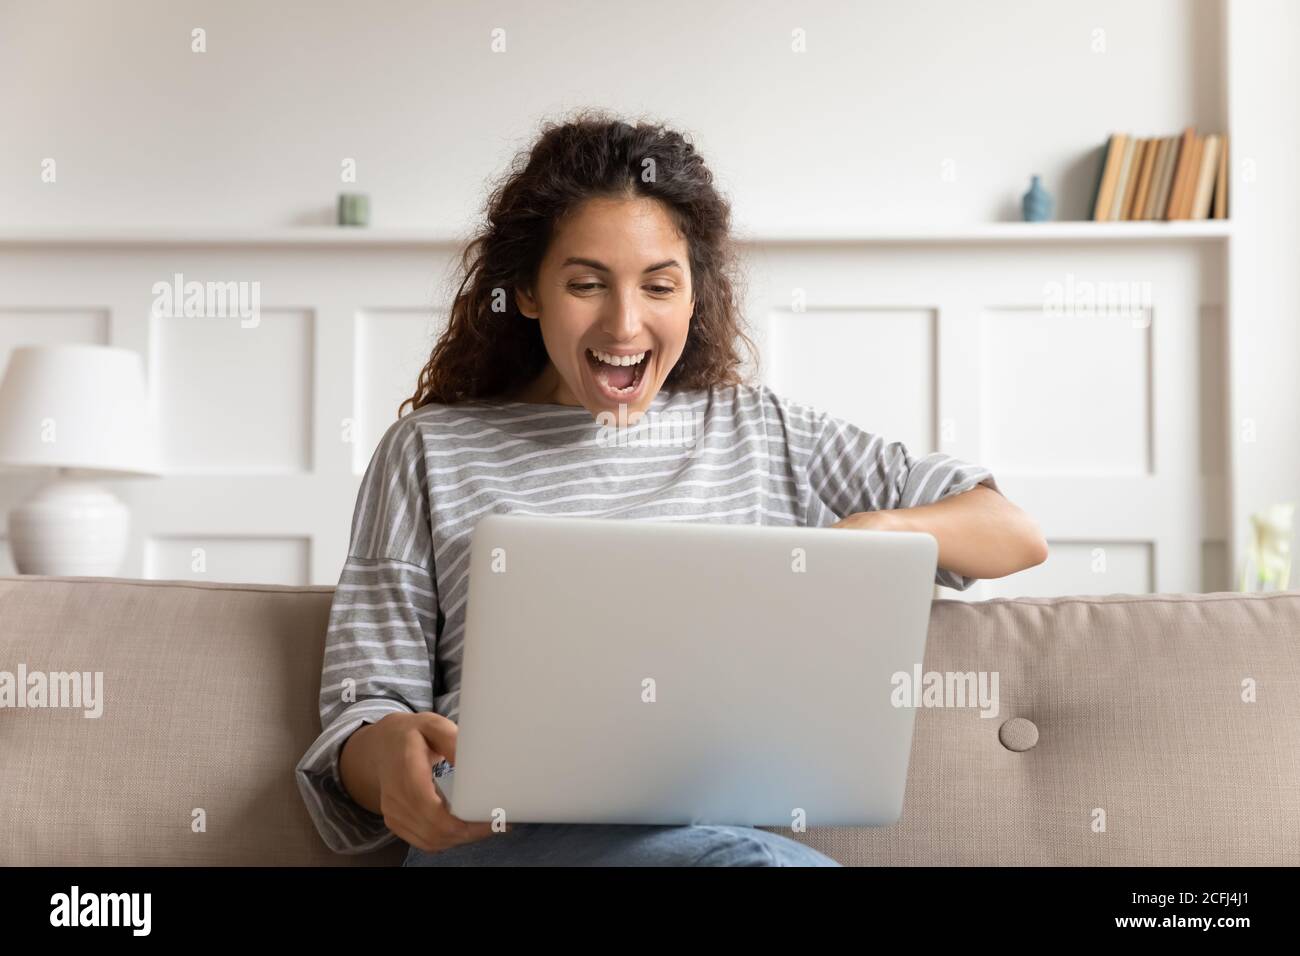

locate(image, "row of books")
[[1090, 127, 1228, 221]]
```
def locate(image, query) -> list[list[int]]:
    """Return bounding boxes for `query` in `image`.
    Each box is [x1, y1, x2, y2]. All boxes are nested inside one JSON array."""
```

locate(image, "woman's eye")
[[568, 282, 675, 295]]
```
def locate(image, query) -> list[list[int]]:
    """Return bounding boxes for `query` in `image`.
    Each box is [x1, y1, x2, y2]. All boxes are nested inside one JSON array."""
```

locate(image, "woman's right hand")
[[374, 711, 501, 853]]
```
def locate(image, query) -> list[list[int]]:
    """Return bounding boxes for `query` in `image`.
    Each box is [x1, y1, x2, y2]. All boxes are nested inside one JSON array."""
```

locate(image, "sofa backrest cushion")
[[2, 575, 1297, 865], [0, 575, 405, 866]]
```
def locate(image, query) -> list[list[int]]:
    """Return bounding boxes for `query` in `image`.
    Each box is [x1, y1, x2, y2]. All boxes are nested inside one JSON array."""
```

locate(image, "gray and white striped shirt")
[[295, 383, 999, 853]]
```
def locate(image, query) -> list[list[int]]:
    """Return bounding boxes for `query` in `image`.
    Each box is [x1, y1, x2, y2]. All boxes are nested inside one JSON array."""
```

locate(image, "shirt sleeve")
[[789, 397, 1002, 592], [294, 416, 442, 854]]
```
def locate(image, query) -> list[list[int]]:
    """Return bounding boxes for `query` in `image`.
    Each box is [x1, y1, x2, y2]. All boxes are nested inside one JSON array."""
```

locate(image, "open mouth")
[[585, 347, 651, 400]]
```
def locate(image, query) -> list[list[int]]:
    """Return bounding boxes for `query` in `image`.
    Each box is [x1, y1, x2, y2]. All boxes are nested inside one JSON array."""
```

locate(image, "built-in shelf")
[[0, 220, 1233, 248], [745, 220, 1233, 243]]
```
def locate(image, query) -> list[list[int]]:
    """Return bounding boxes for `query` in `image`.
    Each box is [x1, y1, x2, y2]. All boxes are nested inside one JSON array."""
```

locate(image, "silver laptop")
[[442, 512, 937, 828]]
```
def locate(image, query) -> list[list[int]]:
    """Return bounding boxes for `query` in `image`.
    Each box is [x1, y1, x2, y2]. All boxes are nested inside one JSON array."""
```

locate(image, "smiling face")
[[512, 195, 694, 423]]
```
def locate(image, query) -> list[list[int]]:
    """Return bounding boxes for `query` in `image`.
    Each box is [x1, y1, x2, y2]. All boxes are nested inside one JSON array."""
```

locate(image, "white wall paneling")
[[154, 308, 315, 474], [745, 234, 1228, 600], [765, 307, 937, 457], [985, 541, 1155, 598], [143, 535, 311, 585], [353, 308, 449, 475], [0, 231, 1229, 593], [0, 241, 459, 585]]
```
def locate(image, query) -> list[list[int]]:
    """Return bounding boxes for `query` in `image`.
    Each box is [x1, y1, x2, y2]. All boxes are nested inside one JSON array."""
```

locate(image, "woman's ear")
[[515, 286, 539, 319]]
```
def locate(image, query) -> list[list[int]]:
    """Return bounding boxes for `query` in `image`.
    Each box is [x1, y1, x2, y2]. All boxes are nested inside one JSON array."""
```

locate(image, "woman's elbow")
[[999, 506, 1049, 575], [1027, 534, 1049, 569], [1018, 521, 1049, 571]]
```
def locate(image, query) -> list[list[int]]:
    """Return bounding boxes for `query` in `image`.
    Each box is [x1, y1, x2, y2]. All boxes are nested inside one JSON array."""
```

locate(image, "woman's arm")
[[833, 485, 1048, 581], [339, 719, 390, 815]]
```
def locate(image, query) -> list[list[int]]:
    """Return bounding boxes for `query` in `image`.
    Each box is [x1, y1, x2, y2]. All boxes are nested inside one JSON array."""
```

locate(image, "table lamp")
[[0, 344, 161, 576]]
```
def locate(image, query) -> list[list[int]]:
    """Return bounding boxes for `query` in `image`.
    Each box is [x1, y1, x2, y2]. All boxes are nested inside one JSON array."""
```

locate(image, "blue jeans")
[[401, 823, 842, 867]]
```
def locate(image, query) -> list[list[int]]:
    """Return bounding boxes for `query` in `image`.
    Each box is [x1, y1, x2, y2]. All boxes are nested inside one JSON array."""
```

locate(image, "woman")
[[295, 111, 1048, 867]]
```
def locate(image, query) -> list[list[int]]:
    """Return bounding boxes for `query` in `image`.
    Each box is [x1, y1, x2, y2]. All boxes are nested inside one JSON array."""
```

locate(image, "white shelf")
[[746, 220, 1233, 243], [0, 227, 467, 247], [0, 220, 1233, 248]]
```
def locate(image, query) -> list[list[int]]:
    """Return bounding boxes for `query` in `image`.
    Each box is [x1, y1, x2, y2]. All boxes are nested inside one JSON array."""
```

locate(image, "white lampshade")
[[0, 344, 161, 477]]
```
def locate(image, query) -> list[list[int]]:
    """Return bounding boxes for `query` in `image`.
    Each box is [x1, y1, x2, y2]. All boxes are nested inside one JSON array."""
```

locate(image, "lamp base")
[[7, 478, 130, 576]]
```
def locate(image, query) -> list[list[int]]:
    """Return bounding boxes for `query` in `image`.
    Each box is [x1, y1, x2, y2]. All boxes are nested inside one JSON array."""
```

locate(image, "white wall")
[[1226, 0, 1300, 588], [2, 0, 1224, 229], [2, 0, 1296, 594]]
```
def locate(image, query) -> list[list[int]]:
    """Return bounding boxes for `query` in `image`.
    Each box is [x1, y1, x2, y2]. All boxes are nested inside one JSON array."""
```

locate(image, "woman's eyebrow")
[[561, 256, 682, 273]]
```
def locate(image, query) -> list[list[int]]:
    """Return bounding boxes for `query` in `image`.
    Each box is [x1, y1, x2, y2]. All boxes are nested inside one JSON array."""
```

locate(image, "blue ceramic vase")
[[1021, 175, 1053, 222]]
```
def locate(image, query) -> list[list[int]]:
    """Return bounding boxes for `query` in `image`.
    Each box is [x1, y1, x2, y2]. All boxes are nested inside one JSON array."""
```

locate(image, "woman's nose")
[[602, 288, 645, 339]]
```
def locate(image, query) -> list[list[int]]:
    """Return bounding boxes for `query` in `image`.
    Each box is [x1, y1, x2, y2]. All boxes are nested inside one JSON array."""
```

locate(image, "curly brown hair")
[[399, 109, 757, 415]]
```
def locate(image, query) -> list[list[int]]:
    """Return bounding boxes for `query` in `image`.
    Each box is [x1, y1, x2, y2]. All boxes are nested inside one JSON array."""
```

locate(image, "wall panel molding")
[[0, 238, 1227, 593]]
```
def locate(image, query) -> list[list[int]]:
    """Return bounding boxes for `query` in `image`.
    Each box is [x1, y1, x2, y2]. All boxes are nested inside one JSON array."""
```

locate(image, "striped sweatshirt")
[[294, 383, 1000, 853]]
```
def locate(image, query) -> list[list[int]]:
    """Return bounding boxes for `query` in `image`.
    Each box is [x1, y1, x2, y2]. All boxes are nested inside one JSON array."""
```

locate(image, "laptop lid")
[[446, 512, 937, 828]]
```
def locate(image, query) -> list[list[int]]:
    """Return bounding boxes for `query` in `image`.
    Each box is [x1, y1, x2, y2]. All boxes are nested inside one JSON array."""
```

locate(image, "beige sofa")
[[2, 574, 1297, 866]]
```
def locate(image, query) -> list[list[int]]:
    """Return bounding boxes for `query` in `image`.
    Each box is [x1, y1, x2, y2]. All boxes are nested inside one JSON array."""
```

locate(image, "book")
[[1143, 137, 1171, 219], [1129, 138, 1157, 220], [1213, 133, 1229, 219], [1093, 133, 1127, 221], [1109, 136, 1138, 221], [1121, 138, 1145, 219], [1179, 135, 1206, 219], [1085, 138, 1111, 221], [1164, 126, 1198, 220], [1085, 128, 1228, 222], [1136, 137, 1155, 220], [1152, 135, 1180, 218], [1191, 134, 1221, 219]]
